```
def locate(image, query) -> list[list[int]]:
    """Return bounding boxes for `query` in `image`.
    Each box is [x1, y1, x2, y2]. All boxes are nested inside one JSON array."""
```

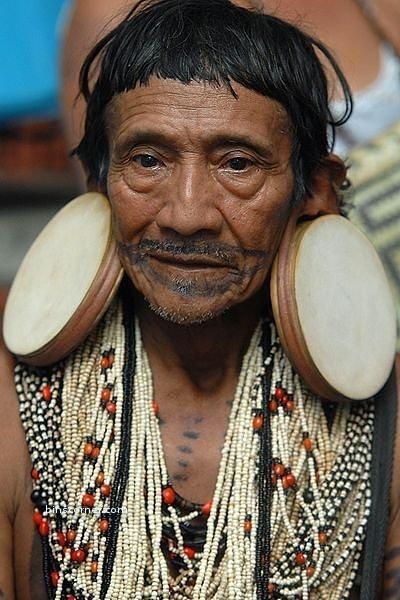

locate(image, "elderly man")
[[0, 1, 399, 598]]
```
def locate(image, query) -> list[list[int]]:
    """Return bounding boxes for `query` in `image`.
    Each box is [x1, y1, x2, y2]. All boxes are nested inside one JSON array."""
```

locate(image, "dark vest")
[[360, 368, 398, 599]]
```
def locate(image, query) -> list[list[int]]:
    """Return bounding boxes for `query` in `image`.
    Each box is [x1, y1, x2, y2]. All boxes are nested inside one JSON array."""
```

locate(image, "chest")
[[157, 400, 232, 504]]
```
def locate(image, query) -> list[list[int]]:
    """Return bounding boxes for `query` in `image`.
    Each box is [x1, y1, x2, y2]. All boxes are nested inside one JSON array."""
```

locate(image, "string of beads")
[[16, 298, 374, 599]]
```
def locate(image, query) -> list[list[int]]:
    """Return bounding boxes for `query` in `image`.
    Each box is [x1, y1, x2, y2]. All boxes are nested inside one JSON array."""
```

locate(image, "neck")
[[133, 288, 266, 395]]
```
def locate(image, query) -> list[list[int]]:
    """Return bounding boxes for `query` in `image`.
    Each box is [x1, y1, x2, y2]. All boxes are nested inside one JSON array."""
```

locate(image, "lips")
[[117, 240, 247, 271], [147, 252, 232, 270]]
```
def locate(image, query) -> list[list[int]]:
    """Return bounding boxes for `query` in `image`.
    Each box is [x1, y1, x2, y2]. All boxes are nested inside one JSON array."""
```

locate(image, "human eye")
[[132, 153, 161, 168], [224, 156, 255, 171]]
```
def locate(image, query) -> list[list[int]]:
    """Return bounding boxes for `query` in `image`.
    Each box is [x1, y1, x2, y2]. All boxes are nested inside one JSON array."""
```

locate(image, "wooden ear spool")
[[270, 214, 396, 401], [3, 193, 123, 366]]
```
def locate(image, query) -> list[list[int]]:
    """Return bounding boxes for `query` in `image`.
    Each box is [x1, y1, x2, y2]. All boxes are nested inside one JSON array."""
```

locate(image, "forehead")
[[106, 77, 291, 149]]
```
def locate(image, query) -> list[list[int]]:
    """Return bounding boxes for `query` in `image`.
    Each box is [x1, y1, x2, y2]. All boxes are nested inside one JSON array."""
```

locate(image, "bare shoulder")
[[370, 0, 400, 53], [0, 336, 48, 600], [381, 355, 400, 597], [0, 338, 18, 584]]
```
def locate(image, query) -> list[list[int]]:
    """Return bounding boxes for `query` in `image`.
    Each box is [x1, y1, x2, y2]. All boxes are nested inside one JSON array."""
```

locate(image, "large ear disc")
[[3, 192, 123, 366], [271, 214, 397, 401]]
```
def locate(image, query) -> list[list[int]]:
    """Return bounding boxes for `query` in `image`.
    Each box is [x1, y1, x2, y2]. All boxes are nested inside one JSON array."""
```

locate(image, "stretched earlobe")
[[299, 154, 347, 219]]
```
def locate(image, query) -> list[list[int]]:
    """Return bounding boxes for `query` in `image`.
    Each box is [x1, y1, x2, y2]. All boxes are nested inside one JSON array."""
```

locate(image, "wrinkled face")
[[106, 78, 294, 324]]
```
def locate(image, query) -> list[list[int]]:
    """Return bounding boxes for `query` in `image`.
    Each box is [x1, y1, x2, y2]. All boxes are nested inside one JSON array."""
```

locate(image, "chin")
[[146, 298, 229, 326]]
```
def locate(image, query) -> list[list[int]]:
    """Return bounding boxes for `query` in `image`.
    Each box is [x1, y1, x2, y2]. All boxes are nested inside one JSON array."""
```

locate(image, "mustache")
[[119, 239, 267, 267]]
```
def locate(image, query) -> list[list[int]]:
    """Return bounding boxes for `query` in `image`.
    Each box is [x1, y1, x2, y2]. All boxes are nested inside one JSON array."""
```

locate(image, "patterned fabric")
[[347, 120, 400, 351]]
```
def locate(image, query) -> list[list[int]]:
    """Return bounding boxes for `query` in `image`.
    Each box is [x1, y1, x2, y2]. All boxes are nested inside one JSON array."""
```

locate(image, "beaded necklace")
[[17, 296, 374, 599]]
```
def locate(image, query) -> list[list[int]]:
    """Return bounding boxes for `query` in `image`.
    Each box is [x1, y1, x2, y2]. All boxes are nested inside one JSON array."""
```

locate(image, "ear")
[[299, 154, 347, 219]]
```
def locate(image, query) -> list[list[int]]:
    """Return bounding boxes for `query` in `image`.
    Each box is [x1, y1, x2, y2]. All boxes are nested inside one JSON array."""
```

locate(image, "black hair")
[[75, 0, 352, 203]]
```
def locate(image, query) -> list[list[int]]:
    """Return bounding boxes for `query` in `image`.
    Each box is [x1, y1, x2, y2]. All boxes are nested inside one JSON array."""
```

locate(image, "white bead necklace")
[[16, 297, 374, 599]]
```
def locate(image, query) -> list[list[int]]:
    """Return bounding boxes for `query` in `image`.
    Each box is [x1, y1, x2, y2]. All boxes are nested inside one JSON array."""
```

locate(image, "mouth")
[[147, 253, 232, 271], [117, 240, 267, 275]]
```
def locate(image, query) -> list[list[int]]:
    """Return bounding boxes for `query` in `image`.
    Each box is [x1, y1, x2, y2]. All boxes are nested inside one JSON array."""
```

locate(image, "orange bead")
[[100, 484, 111, 497], [306, 565, 316, 578], [33, 509, 42, 526], [252, 415, 264, 430], [108, 353, 115, 367], [66, 529, 77, 542], [106, 402, 116, 415], [42, 385, 52, 402], [57, 531, 66, 547], [100, 357, 110, 370], [271, 473, 277, 486], [274, 387, 285, 400], [96, 472, 105, 486], [295, 552, 306, 566], [91, 561, 98, 574], [318, 531, 328, 545], [162, 486, 176, 505], [99, 519, 109, 533], [244, 519, 252, 534], [285, 473, 296, 488], [31, 468, 40, 480], [201, 501, 212, 516], [82, 494, 95, 508], [50, 571, 59, 587], [39, 519, 49, 537], [84, 442, 93, 456], [101, 388, 111, 403], [184, 546, 196, 560], [286, 400, 294, 412], [152, 401, 160, 417], [91, 447, 100, 459], [303, 438, 313, 452], [71, 549, 86, 563], [267, 582, 277, 594], [268, 399, 278, 413], [273, 463, 285, 478]]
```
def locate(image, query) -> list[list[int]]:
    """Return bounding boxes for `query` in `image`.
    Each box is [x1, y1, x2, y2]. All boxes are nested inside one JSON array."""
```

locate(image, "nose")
[[155, 162, 223, 236]]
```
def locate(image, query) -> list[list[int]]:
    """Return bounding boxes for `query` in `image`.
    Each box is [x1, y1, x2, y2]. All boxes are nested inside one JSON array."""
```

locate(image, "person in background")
[[61, 0, 134, 184], [254, 0, 400, 156]]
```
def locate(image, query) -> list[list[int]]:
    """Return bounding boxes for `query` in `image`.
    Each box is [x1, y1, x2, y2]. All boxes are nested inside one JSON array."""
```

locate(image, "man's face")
[[106, 78, 294, 324]]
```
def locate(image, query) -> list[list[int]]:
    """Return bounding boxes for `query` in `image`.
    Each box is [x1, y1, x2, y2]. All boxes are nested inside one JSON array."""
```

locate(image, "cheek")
[[107, 178, 158, 241], [225, 174, 293, 250], [229, 202, 291, 254]]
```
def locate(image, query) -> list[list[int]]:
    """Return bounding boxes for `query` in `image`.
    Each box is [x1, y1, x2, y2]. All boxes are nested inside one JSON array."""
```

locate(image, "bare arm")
[[0, 344, 19, 599], [0, 337, 44, 600], [381, 355, 400, 598], [0, 520, 13, 600]]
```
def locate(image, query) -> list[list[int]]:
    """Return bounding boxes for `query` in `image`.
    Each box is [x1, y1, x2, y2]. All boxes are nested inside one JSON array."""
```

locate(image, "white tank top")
[[332, 44, 400, 157]]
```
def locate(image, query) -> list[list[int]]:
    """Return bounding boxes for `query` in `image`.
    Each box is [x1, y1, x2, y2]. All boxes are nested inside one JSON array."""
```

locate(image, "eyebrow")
[[115, 131, 180, 155], [206, 134, 276, 160], [115, 130, 277, 161]]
